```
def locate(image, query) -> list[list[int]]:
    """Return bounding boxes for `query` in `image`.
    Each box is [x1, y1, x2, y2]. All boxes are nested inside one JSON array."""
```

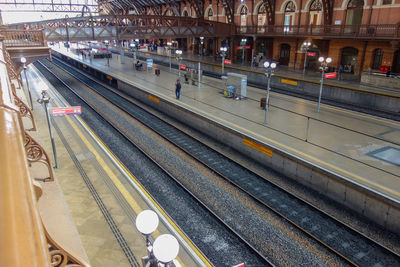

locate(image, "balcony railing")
[[2, 29, 46, 47], [236, 24, 400, 39], [0, 36, 87, 266]]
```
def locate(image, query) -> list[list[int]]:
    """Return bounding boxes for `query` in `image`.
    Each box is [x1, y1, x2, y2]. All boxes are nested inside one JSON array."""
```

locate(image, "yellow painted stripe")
[[243, 138, 273, 157], [281, 79, 298, 86], [61, 112, 211, 266], [148, 94, 160, 103]]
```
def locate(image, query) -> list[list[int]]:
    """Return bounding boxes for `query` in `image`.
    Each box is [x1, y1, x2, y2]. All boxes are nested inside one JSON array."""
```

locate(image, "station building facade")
[[143, 0, 400, 74]]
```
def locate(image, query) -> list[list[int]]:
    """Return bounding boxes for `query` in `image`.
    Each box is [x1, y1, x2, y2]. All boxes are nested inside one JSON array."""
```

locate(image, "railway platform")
[[51, 46, 400, 235], [23, 61, 209, 267]]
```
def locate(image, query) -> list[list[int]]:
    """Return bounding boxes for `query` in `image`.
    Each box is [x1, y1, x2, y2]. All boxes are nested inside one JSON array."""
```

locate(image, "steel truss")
[[9, 15, 232, 41]]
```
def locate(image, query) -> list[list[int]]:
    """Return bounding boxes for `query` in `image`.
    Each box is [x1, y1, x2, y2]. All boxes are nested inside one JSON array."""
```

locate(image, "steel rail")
[[35, 59, 275, 267], [49, 56, 400, 267]]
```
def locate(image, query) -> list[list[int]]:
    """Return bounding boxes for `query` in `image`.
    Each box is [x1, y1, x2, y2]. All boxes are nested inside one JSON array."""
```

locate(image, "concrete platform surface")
[[52, 45, 400, 206], [24, 63, 208, 267]]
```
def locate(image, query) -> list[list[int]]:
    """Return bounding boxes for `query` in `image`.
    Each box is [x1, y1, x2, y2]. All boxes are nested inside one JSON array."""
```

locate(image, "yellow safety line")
[[63, 113, 211, 266], [55, 50, 400, 201]]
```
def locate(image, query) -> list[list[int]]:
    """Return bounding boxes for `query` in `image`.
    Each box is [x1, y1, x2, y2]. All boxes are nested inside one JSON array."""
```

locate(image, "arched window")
[[284, 1, 295, 32], [346, 0, 364, 28], [257, 4, 267, 32], [240, 5, 248, 32], [309, 0, 322, 25], [183, 10, 189, 17], [372, 48, 383, 70], [207, 8, 214, 20]]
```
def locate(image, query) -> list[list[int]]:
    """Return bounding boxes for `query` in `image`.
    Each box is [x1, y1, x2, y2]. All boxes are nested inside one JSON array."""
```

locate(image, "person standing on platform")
[[175, 79, 181, 99], [338, 65, 344, 80]]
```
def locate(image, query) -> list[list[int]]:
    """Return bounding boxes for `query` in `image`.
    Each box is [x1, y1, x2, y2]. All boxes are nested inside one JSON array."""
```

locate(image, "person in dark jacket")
[[175, 79, 181, 99]]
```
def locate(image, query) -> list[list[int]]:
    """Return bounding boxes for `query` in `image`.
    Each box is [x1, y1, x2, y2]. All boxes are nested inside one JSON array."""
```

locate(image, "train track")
[[34, 59, 273, 267], [42, 56, 400, 267]]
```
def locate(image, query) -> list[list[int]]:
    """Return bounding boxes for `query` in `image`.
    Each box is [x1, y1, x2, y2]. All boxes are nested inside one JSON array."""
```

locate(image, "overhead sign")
[[179, 64, 187, 70], [324, 72, 337, 79], [236, 46, 251, 50], [307, 52, 316, 57], [224, 59, 232, 64], [51, 106, 82, 116]]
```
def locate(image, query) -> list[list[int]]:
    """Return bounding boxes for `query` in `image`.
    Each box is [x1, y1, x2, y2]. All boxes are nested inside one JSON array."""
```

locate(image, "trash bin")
[[155, 68, 160, 76], [260, 97, 266, 110]]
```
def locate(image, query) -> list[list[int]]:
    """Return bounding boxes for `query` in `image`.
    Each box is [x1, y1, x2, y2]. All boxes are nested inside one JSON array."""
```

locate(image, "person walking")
[[175, 79, 181, 99]]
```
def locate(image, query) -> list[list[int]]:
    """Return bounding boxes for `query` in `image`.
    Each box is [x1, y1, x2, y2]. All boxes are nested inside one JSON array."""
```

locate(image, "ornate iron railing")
[[236, 24, 400, 39], [1, 29, 46, 47]]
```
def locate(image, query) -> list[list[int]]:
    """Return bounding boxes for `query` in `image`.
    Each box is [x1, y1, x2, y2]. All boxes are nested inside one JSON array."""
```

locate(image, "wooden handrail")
[[1, 29, 46, 47], [0, 37, 51, 267]]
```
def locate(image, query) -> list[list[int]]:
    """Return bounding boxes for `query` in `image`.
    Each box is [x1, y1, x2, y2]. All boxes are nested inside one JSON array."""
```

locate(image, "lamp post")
[[176, 49, 182, 77], [241, 38, 247, 65], [263, 61, 277, 125], [153, 234, 179, 267], [220, 46, 228, 74], [167, 42, 172, 71], [130, 43, 137, 61], [20, 57, 33, 110], [317, 56, 332, 113], [303, 41, 311, 75], [104, 40, 110, 67], [199, 37, 204, 56], [37, 90, 59, 168], [136, 210, 180, 267]]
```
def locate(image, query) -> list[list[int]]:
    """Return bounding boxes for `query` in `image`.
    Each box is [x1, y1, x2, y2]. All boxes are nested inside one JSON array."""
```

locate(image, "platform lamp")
[[176, 49, 183, 77], [20, 57, 33, 110], [241, 38, 247, 65], [153, 234, 180, 267], [303, 41, 312, 75], [317, 56, 332, 113], [199, 37, 204, 56], [263, 61, 277, 125], [130, 43, 137, 62], [167, 42, 172, 71], [136, 210, 159, 267], [104, 40, 110, 67], [220, 46, 228, 74]]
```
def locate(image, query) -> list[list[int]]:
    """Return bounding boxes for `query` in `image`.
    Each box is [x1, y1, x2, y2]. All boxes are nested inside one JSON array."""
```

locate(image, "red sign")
[[232, 263, 245, 267], [324, 72, 337, 79], [179, 64, 187, 70], [51, 106, 82, 116], [140, 45, 147, 49], [307, 52, 316, 57], [236, 46, 251, 50], [224, 59, 232, 64]]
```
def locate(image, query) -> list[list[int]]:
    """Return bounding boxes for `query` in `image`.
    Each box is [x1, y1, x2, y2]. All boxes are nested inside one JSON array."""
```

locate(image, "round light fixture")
[[20, 57, 27, 64], [326, 57, 332, 63], [153, 234, 179, 263], [318, 57, 324, 62], [176, 50, 182, 55], [271, 62, 277, 69], [135, 210, 159, 235], [263, 61, 270, 68]]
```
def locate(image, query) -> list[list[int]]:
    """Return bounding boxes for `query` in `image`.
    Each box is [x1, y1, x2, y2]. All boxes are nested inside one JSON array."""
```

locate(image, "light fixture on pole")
[[20, 57, 33, 110], [176, 49, 183, 77], [167, 42, 172, 71], [263, 61, 277, 125], [220, 46, 228, 74], [136, 210, 159, 267], [317, 56, 332, 113], [199, 37, 204, 56], [130, 43, 137, 63], [104, 40, 110, 67], [241, 38, 247, 65], [303, 41, 312, 75], [153, 234, 179, 266], [37, 90, 59, 168]]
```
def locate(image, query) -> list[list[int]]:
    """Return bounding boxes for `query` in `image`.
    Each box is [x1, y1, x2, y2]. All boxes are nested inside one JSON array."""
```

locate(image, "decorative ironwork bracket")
[[12, 84, 36, 131], [24, 131, 54, 182]]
